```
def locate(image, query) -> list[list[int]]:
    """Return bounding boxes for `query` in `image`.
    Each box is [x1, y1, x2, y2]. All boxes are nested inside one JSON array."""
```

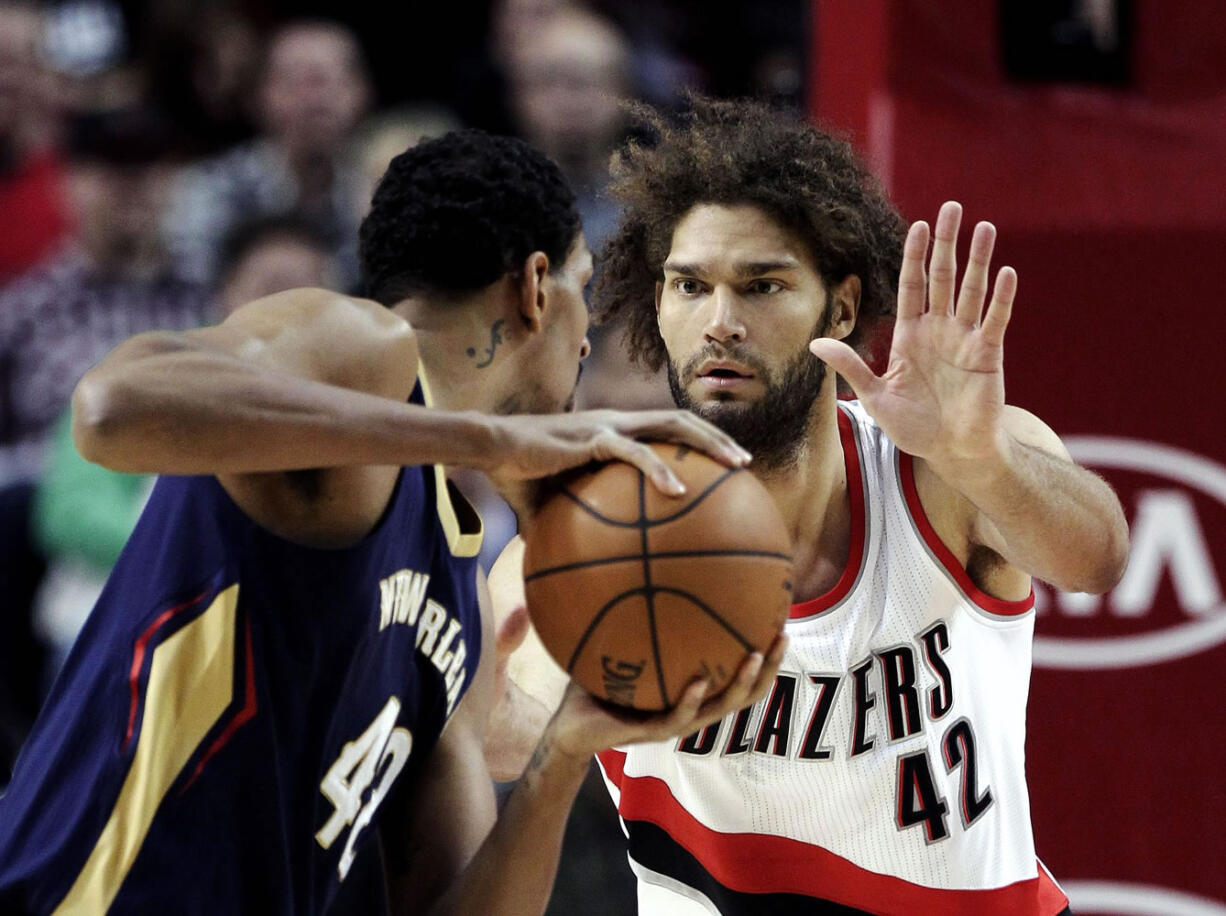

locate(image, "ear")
[[515, 251, 550, 333], [654, 280, 663, 315], [827, 275, 861, 341]]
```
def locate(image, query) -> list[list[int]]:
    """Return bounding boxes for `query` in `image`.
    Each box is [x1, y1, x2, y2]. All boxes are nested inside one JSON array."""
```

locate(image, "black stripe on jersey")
[[625, 819, 872, 916]]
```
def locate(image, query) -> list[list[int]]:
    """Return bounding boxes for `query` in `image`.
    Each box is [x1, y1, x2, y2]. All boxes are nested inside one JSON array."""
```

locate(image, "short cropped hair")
[[593, 95, 907, 371], [359, 129, 581, 305]]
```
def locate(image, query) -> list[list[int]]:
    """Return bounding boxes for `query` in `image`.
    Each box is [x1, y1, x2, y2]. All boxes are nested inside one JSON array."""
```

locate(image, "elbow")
[[1062, 518, 1131, 596], [72, 371, 126, 467], [72, 332, 187, 468]]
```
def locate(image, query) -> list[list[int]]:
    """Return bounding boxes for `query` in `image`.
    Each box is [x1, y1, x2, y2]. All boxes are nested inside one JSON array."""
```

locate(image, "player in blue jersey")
[[0, 129, 784, 915]]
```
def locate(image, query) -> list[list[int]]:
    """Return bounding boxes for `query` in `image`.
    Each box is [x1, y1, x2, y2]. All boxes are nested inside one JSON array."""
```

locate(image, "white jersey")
[[597, 401, 1068, 916]]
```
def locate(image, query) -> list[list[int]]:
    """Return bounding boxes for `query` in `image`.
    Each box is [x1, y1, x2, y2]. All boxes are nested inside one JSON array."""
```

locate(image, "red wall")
[[814, 2, 1226, 912]]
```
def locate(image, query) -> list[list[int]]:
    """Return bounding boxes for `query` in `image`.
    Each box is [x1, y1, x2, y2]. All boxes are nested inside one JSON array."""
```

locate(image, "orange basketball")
[[522, 443, 793, 710]]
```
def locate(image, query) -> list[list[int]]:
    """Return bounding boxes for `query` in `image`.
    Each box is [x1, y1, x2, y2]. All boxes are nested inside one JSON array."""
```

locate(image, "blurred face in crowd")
[[220, 235, 334, 316], [491, 0, 570, 67], [507, 10, 629, 172], [258, 23, 369, 156], [67, 160, 171, 272], [0, 3, 42, 145]]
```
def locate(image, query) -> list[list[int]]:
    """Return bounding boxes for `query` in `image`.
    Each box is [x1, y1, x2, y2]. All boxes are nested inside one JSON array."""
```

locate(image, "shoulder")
[[223, 288, 418, 400]]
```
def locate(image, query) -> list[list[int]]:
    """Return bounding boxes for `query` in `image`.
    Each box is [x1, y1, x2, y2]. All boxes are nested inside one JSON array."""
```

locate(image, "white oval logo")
[[1065, 880, 1226, 916], [1033, 437, 1226, 670]]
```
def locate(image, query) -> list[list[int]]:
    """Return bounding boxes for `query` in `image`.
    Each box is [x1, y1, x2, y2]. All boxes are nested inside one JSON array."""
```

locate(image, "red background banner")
[[812, 2, 1226, 912]]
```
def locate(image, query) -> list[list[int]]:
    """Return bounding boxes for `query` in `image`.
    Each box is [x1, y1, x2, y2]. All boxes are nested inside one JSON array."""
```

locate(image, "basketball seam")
[[640, 471, 670, 707], [522, 549, 792, 583], [559, 468, 741, 528]]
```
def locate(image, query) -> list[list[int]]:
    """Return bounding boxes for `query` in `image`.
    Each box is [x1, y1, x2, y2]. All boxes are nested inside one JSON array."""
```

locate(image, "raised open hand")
[[809, 201, 1017, 470]]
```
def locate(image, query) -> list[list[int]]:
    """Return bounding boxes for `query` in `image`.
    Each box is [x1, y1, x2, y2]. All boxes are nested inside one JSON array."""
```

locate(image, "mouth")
[[695, 361, 756, 392]]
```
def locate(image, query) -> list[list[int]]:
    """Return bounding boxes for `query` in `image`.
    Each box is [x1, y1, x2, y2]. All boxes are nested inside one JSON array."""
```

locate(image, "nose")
[[703, 287, 746, 344]]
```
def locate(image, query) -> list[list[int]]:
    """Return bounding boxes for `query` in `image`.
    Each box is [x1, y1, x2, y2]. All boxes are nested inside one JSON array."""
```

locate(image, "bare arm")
[[71, 289, 485, 476], [73, 288, 751, 498], [924, 406, 1128, 595]]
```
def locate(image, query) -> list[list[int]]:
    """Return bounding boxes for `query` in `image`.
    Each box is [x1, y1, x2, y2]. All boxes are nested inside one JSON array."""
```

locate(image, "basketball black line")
[[558, 467, 742, 529], [639, 470, 670, 707], [566, 585, 652, 672], [523, 548, 792, 583], [652, 586, 759, 654]]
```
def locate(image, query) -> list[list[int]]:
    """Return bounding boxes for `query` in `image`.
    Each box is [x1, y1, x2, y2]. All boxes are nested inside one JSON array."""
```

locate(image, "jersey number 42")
[[315, 696, 413, 880]]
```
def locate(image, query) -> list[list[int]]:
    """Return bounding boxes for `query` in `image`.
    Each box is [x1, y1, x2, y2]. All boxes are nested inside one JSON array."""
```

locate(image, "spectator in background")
[[163, 19, 371, 291], [505, 5, 630, 252], [0, 107, 206, 487], [503, 5, 671, 411], [0, 1, 70, 285], [31, 214, 336, 683], [350, 104, 461, 229]]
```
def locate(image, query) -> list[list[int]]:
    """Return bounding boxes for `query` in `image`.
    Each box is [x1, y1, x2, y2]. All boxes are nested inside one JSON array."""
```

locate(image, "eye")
[[672, 278, 704, 297], [748, 279, 785, 295]]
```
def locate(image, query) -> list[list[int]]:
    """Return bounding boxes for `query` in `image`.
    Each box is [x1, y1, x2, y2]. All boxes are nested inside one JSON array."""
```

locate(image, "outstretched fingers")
[[954, 221, 997, 326], [928, 201, 963, 316], [979, 266, 1017, 344], [897, 220, 931, 320]]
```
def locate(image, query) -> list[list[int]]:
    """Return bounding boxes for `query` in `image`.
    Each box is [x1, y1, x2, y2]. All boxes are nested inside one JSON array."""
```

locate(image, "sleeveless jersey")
[[0, 381, 483, 915], [597, 401, 1068, 916]]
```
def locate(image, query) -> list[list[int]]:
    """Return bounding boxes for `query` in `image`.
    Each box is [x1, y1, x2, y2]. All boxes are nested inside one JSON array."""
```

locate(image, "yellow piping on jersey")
[[416, 369, 483, 559], [54, 584, 239, 914]]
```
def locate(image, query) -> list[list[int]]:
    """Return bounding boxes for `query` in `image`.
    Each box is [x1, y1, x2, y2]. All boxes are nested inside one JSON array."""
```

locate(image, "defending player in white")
[[492, 97, 1127, 916]]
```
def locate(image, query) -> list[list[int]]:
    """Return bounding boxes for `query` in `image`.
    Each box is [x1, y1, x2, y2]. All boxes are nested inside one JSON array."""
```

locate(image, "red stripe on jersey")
[[181, 616, 259, 792], [616, 770, 1067, 915], [597, 749, 627, 788], [124, 589, 210, 752], [897, 451, 1034, 617], [789, 408, 866, 619]]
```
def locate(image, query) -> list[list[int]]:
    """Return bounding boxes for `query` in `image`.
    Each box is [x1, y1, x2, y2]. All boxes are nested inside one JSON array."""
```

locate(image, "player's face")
[[509, 234, 593, 414], [657, 204, 833, 469]]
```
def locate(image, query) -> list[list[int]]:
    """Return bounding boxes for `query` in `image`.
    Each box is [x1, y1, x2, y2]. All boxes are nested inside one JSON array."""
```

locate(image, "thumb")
[[809, 338, 879, 399]]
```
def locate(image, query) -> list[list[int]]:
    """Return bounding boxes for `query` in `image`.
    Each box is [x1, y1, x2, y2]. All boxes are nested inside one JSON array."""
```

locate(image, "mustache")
[[679, 344, 771, 381]]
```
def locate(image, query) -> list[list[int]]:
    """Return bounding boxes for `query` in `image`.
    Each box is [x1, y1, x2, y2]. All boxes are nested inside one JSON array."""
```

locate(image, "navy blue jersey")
[[0, 392, 483, 914]]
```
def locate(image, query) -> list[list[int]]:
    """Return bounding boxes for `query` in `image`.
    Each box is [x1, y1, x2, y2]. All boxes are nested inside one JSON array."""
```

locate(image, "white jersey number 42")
[[315, 696, 413, 880]]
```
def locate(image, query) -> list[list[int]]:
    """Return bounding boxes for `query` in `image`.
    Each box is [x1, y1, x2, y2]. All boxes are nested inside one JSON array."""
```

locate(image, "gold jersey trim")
[[416, 369, 483, 559], [54, 585, 240, 914]]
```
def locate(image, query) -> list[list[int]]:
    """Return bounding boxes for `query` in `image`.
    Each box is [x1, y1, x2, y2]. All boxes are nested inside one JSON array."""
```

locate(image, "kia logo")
[[1063, 879, 1226, 915], [1033, 437, 1226, 670]]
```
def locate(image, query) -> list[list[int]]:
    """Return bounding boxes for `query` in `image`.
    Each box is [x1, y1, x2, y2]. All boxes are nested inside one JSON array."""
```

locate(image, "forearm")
[[935, 437, 1128, 594], [429, 729, 589, 916], [73, 333, 497, 475], [484, 680, 556, 782]]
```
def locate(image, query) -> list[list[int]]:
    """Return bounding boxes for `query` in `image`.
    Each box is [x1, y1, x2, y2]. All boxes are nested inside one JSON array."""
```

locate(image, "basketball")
[[521, 443, 793, 711]]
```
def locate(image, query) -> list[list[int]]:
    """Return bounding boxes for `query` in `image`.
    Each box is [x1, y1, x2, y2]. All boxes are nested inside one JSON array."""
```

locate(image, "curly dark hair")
[[592, 95, 906, 372], [359, 129, 581, 305]]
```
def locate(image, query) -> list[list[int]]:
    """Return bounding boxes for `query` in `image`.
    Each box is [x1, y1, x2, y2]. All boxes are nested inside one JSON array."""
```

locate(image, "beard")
[[667, 319, 830, 472]]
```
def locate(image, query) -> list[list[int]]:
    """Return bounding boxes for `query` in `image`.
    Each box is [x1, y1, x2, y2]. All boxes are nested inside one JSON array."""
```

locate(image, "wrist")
[[925, 426, 1015, 491]]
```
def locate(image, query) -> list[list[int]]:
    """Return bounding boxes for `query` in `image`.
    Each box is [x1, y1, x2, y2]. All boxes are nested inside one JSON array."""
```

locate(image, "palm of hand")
[[869, 311, 1006, 463]]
